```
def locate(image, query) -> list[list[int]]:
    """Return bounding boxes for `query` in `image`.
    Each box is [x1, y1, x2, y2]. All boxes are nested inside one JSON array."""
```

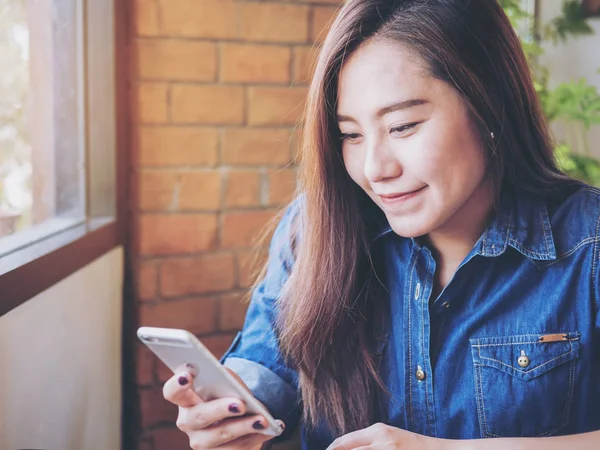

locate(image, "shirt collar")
[[479, 190, 556, 261], [369, 189, 557, 261]]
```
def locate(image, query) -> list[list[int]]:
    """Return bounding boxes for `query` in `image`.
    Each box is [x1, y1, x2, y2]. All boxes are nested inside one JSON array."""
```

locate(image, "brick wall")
[[130, 1, 342, 449]]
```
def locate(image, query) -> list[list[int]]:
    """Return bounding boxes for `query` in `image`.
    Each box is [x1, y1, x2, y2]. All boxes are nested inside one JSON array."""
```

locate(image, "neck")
[[425, 181, 494, 289]]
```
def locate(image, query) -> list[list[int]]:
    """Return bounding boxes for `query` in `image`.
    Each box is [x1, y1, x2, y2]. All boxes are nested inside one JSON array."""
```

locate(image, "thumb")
[[163, 367, 203, 408]]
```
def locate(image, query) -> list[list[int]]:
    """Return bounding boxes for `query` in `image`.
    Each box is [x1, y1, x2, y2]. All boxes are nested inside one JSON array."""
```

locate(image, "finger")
[[327, 428, 372, 450], [178, 397, 247, 432], [192, 414, 270, 448], [163, 372, 202, 408]]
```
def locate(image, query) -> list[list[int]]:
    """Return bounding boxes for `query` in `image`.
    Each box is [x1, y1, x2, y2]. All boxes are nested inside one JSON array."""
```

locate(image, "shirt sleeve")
[[220, 199, 302, 439], [595, 213, 600, 334]]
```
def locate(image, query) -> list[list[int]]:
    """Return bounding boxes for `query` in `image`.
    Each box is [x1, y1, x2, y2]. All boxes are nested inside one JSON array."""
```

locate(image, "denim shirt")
[[222, 186, 600, 449]]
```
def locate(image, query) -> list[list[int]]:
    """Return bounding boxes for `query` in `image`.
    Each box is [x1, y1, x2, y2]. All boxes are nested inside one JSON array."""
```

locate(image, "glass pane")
[[0, 0, 84, 243]]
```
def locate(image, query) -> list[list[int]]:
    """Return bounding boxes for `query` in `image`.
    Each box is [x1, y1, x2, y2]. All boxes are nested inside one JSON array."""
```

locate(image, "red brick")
[[293, 45, 319, 84], [221, 43, 290, 84], [138, 214, 218, 256], [222, 128, 292, 166], [239, 3, 309, 43], [221, 210, 276, 249], [291, 126, 304, 162], [140, 387, 178, 428], [152, 426, 190, 450], [135, 171, 177, 211], [160, 253, 236, 297], [140, 297, 218, 335], [136, 260, 158, 301], [219, 292, 249, 331], [224, 170, 261, 208], [171, 85, 244, 125], [311, 6, 339, 43], [247, 87, 308, 126], [236, 248, 267, 289], [157, 358, 175, 384], [160, 0, 237, 39], [136, 83, 168, 123], [134, 0, 159, 36], [136, 342, 156, 387], [137, 171, 221, 212], [268, 168, 298, 206], [137, 127, 219, 167], [137, 39, 216, 81], [179, 171, 222, 211]]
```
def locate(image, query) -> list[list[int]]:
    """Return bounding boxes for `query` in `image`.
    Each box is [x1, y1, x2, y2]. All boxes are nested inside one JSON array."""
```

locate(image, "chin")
[[387, 216, 434, 239]]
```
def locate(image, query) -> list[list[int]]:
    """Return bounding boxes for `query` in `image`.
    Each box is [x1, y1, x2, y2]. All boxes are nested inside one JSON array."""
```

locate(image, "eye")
[[340, 132, 362, 143], [390, 122, 420, 136]]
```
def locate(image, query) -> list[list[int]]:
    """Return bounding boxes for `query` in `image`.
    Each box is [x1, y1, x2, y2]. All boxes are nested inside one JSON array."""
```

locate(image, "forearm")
[[448, 430, 600, 450]]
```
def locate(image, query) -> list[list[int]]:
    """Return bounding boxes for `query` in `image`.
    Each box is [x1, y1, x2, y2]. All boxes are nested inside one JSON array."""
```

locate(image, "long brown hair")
[[265, 0, 579, 437]]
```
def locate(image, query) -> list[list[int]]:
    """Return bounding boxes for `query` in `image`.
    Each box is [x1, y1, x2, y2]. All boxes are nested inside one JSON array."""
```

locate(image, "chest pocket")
[[469, 332, 580, 438]]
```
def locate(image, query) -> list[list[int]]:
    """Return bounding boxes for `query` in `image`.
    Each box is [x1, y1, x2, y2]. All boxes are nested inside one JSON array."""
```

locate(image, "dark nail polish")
[[178, 376, 188, 386], [252, 420, 265, 430], [229, 403, 241, 414]]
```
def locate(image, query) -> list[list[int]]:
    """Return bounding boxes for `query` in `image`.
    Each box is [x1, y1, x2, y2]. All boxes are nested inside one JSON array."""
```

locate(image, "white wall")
[[539, 3, 600, 158], [0, 247, 123, 450]]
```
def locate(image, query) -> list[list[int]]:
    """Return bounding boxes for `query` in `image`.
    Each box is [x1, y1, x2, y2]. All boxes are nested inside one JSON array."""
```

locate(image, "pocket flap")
[[470, 332, 580, 381]]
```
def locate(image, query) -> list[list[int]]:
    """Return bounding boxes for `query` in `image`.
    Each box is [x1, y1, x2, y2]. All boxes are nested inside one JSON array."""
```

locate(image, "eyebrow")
[[336, 98, 428, 123]]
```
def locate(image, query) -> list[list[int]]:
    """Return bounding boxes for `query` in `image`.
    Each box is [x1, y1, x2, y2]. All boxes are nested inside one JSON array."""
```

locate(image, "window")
[[1, 0, 86, 248], [0, 0, 123, 315], [0, 1, 31, 238]]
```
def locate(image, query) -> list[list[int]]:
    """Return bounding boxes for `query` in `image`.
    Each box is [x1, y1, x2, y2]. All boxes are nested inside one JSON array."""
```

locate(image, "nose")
[[363, 136, 402, 183]]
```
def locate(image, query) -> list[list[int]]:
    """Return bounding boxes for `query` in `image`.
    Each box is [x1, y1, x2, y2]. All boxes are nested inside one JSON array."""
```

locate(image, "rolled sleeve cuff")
[[223, 357, 300, 440]]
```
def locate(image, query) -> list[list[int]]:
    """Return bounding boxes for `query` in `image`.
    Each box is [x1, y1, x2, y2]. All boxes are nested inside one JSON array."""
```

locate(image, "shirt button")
[[416, 365, 426, 381], [415, 282, 421, 300], [518, 351, 530, 368]]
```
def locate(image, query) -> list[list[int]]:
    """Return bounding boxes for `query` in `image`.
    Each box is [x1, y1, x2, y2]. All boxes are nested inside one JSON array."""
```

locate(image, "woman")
[[163, 1, 600, 449]]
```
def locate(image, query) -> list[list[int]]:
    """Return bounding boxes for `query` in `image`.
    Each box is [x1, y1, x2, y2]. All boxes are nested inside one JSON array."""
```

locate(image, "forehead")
[[337, 40, 430, 114]]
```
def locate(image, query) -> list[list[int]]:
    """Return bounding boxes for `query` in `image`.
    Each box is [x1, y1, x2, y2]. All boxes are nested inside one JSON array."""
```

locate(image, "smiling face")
[[337, 39, 492, 240]]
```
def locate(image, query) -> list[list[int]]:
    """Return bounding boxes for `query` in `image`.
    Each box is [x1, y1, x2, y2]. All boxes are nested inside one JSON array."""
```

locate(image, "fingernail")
[[178, 376, 188, 386], [252, 420, 265, 430], [229, 403, 241, 414]]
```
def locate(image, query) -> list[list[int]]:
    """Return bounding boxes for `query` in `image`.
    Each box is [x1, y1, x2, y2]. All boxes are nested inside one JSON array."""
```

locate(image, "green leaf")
[[500, 0, 600, 185], [547, 0, 594, 43]]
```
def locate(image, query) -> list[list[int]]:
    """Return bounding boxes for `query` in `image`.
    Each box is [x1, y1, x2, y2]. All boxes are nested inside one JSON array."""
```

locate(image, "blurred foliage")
[[0, 0, 31, 212], [499, 0, 600, 187]]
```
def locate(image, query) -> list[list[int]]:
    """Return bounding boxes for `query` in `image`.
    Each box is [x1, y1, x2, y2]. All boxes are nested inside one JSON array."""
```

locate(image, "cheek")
[[342, 148, 368, 189], [397, 134, 449, 184], [414, 124, 485, 190]]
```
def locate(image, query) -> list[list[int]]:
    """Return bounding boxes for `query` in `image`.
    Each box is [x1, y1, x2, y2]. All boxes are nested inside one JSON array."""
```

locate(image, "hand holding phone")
[[138, 327, 285, 448]]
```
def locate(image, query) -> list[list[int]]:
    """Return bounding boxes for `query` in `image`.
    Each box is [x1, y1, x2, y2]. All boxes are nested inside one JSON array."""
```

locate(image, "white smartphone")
[[137, 326, 284, 437]]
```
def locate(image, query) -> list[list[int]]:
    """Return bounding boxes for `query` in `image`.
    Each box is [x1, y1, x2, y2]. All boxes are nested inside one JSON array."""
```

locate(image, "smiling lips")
[[376, 186, 427, 207]]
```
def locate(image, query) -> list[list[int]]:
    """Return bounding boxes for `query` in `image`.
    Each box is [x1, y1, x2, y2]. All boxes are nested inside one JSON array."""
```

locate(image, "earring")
[[490, 131, 495, 139]]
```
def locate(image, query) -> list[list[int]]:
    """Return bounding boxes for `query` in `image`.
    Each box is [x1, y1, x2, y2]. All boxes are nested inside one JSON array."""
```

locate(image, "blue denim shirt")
[[222, 186, 600, 449]]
